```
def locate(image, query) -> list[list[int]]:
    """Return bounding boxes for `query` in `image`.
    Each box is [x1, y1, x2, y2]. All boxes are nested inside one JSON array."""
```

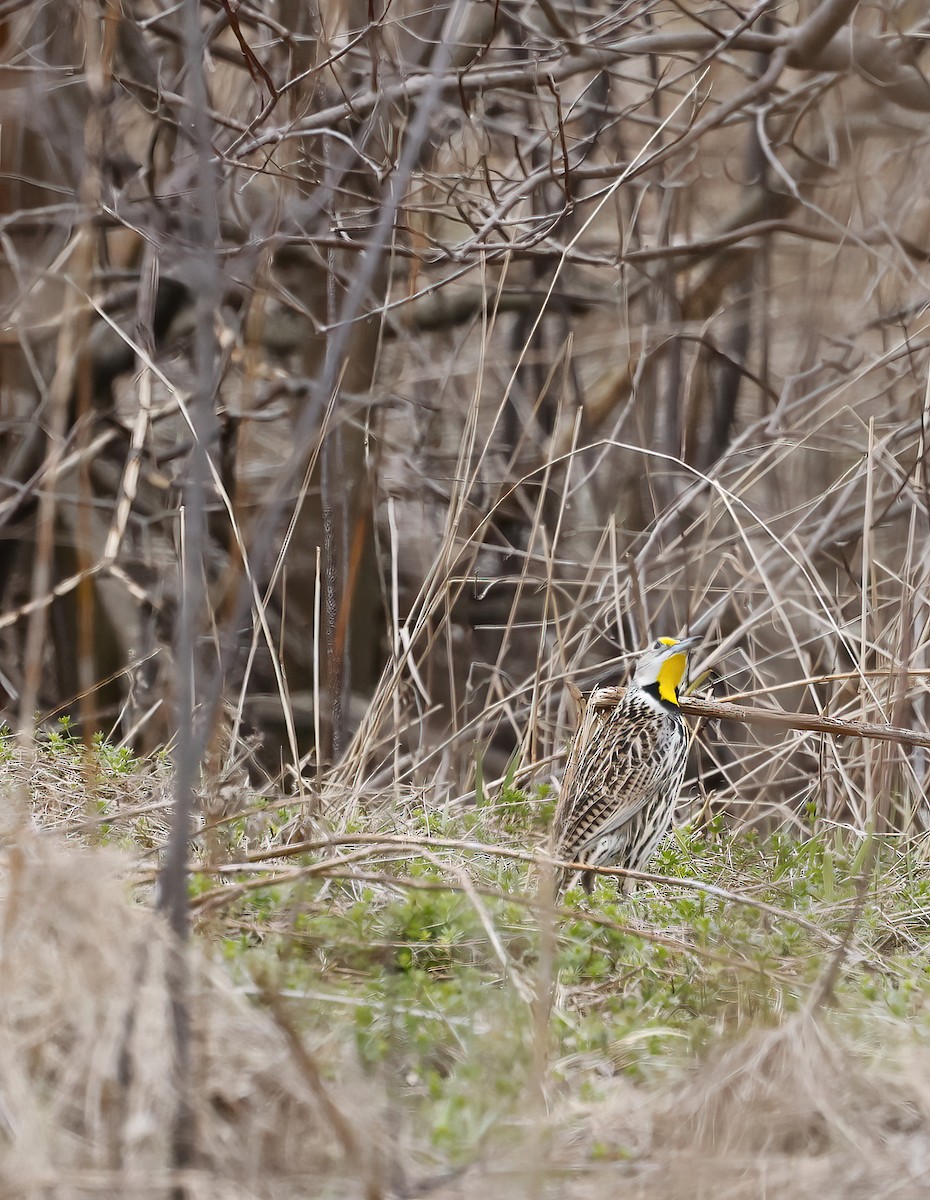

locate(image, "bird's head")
[[632, 635, 702, 706]]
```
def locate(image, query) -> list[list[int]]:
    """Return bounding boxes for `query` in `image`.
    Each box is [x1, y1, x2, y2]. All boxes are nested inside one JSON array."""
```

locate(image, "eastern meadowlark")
[[552, 635, 701, 894]]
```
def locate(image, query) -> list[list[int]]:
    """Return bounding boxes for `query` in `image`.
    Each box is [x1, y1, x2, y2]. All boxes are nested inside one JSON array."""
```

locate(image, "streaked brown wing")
[[551, 690, 616, 842], [563, 752, 666, 857], [554, 690, 664, 858]]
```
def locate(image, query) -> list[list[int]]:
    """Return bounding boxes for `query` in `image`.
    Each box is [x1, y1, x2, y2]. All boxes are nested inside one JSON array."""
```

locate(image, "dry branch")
[[680, 696, 930, 753]]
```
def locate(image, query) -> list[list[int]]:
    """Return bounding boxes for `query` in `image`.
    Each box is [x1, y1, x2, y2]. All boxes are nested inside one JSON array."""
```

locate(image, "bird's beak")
[[672, 635, 702, 651]]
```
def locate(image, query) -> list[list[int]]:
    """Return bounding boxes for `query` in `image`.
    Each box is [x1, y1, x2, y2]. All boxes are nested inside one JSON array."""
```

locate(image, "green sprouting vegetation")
[[8, 734, 930, 1195], [164, 775, 930, 1164]]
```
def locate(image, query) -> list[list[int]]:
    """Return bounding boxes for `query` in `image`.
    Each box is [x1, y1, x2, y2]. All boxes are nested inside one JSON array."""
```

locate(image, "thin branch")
[[182, 831, 849, 955], [788, 0, 860, 67], [680, 695, 930, 752]]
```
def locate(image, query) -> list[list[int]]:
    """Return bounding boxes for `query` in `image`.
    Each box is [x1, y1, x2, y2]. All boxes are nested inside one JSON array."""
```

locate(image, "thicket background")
[[4, 2, 930, 1198]]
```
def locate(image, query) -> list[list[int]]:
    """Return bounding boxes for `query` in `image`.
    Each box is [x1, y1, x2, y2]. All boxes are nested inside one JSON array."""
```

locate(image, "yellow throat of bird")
[[655, 652, 688, 706]]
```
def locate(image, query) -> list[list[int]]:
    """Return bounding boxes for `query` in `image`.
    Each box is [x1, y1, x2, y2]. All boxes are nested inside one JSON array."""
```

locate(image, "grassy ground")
[[4, 722, 930, 1197]]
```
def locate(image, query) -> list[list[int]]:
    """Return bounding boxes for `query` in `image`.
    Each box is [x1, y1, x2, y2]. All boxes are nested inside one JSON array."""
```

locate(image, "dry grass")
[[552, 1017, 930, 1200], [3, 3, 930, 1197], [3, 747, 930, 1198], [0, 828, 396, 1199]]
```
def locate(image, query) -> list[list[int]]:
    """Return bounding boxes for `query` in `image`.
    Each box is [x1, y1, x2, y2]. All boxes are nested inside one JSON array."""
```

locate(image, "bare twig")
[[679, 695, 930, 753]]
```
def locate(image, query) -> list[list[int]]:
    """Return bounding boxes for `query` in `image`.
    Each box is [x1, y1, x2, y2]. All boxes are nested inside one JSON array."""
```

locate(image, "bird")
[[551, 635, 702, 895]]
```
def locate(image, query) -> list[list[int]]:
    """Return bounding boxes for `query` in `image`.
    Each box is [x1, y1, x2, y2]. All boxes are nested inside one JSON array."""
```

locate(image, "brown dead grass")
[[0, 830, 388, 1199], [540, 1017, 930, 1200], [4, 826, 930, 1200]]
